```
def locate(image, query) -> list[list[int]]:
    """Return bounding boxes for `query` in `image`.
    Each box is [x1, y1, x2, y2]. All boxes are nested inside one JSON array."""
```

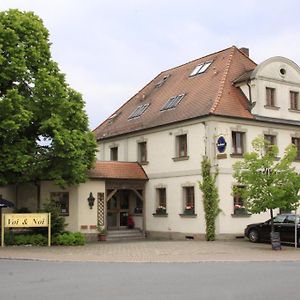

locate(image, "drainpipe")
[[246, 80, 253, 111]]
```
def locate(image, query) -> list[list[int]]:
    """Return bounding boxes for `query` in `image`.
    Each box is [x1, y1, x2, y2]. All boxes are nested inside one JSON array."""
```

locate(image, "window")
[[155, 188, 167, 214], [233, 187, 247, 215], [266, 87, 276, 107], [110, 147, 118, 161], [232, 131, 245, 155], [128, 103, 149, 119], [161, 94, 185, 111], [292, 137, 300, 160], [290, 91, 299, 110], [50, 192, 69, 216], [155, 74, 170, 88], [176, 134, 187, 158], [183, 187, 195, 214], [264, 134, 276, 145], [264, 134, 276, 153], [190, 61, 212, 76], [138, 142, 147, 164]]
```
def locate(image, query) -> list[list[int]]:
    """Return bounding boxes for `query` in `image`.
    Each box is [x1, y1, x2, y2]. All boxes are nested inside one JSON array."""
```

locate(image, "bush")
[[52, 232, 85, 246], [9, 233, 47, 246], [39, 199, 67, 235]]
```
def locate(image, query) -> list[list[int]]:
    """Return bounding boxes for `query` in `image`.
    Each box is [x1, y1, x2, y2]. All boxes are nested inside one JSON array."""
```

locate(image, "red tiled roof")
[[88, 161, 148, 180], [94, 46, 257, 140]]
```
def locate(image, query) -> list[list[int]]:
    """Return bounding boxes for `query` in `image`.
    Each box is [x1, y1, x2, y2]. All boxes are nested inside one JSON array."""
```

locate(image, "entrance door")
[[107, 192, 129, 230]]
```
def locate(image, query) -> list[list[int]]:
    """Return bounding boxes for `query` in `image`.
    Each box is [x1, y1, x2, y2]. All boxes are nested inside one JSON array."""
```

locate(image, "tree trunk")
[[35, 182, 41, 211], [270, 208, 274, 233]]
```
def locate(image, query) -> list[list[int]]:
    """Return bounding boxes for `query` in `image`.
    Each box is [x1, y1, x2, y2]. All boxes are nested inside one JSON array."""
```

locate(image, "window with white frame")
[[155, 188, 167, 215], [264, 134, 276, 153], [233, 186, 248, 215], [110, 147, 118, 161], [292, 137, 300, 160], [138, 141, 147, 164], [290, 91, 299, 110], [183, 186, 195, 215], [231, 131, 245, 155], [189, 61, 213, 77], [50, 192, 69, 216], [266, 87, 276, 107], [176, 134, 188, 158]]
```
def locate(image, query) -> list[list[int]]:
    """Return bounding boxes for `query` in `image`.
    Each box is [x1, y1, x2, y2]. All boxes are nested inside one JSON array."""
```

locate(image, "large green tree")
[[233, 137, 300, 234], [0, 9, 97, 202]]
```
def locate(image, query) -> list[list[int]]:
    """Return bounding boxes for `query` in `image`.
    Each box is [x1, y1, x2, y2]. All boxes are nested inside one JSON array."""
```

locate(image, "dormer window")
[[190, 61, 212, 77], [128, 103, 149, 119], [155, 74, 170, 88], [161, 94, 185, 111], [266, 87, 276, 107]]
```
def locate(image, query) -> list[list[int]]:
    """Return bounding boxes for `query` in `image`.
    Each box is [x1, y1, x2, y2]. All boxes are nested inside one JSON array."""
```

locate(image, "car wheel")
[[248, 229, 259, 243]]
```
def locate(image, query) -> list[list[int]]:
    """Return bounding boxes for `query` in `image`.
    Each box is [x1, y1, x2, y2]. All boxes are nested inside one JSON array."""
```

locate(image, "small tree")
[[233, 137, 300, 235], [199, 156, 221, 241]]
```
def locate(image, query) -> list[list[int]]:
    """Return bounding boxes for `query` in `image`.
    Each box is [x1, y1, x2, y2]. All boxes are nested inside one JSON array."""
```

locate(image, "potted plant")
[[97, 225, 107, 241], [127, 215, 135, 229], [156, 206, 167, 215], [184, 205, 194, 215]]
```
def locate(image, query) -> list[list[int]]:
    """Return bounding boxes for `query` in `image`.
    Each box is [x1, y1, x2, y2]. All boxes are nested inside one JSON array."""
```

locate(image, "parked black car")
[[244, 214, 300, 244]]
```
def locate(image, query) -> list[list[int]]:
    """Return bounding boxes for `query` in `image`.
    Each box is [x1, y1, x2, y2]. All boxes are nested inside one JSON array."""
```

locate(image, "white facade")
[[97, 56, 300, 239]]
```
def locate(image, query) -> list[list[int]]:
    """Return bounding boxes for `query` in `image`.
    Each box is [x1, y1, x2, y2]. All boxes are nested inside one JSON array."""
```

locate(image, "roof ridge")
[[210, 46, 236, 113], [164, 45, 235, 74]]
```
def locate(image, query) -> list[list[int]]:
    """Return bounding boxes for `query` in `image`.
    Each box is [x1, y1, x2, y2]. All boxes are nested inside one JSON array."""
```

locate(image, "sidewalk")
[[1, 239, 300, 262]]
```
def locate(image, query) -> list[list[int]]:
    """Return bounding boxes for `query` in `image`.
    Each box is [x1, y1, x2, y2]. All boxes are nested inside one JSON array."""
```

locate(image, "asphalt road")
[[0, 260, 299, 300]]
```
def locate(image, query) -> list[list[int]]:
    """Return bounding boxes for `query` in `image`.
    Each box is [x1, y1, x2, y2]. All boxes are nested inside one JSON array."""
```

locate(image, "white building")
[[1, 46, 300, 240], [93, 46, 300, 239]]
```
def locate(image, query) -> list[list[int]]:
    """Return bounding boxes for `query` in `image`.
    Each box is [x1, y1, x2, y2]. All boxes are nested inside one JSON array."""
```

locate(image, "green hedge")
[[4, 231, 85, 246], [52, 232, 85, 246]]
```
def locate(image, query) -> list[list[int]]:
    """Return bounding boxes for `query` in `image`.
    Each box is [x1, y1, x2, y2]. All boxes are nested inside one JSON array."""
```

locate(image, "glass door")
[[107, 191, 130, 230]]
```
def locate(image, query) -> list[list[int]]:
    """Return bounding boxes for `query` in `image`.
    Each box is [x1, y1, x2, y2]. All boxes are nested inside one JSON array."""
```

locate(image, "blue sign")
[[216, 136, 227, 153]]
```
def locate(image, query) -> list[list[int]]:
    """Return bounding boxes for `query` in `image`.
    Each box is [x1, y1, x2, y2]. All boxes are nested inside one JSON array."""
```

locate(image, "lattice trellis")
[[97, 192, 105, 226]]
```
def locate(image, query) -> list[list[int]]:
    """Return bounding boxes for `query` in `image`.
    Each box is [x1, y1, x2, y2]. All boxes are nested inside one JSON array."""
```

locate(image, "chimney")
[[239, 47, 249, 57]]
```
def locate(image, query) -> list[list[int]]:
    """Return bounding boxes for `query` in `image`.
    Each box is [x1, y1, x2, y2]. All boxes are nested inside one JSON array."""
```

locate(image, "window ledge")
[[230, 153, 244, 158], [288, 109, 300, 113], [264, 105, 280, 110], [172, 156, 189, 162], [132, 213, 143, 216], [231, 213, 251, 218], [179, 213, 197, 218], [153, 213, 168, 217], [139, 161, 149, 165]]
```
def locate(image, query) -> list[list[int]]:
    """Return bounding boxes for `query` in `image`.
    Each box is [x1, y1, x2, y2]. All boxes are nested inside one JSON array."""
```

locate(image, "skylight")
[[128, 103, 149, 119], [161, 94, 185, 111], [190, 61, 213, 76], [155, 74, 170, 88]]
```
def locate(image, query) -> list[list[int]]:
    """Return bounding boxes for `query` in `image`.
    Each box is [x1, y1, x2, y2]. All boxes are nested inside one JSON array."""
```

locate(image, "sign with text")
[[4, 213, 49, 227], [1, 213, 51, 247]]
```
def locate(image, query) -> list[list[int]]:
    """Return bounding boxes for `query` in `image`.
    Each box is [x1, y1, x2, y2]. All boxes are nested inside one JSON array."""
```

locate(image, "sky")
[[1, 0, 300, 130]]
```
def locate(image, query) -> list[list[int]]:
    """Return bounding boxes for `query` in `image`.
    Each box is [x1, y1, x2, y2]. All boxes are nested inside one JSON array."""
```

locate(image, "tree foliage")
[[233, 137, 300, 231], [199, 156, 221, 241], [0, 9, 97, 187]]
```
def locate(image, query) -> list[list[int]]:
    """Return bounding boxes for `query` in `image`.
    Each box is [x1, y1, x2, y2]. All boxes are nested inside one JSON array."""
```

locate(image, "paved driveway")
[[1, 239, 300, 262]]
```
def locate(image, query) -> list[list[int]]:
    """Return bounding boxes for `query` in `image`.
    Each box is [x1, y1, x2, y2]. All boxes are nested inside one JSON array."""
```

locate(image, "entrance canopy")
[[88, 161, 148, 181]]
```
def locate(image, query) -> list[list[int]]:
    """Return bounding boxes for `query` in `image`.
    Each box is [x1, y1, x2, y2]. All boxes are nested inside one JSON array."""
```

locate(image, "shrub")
[[10, 233, 47, 246], [52, 232, 85, 246]]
